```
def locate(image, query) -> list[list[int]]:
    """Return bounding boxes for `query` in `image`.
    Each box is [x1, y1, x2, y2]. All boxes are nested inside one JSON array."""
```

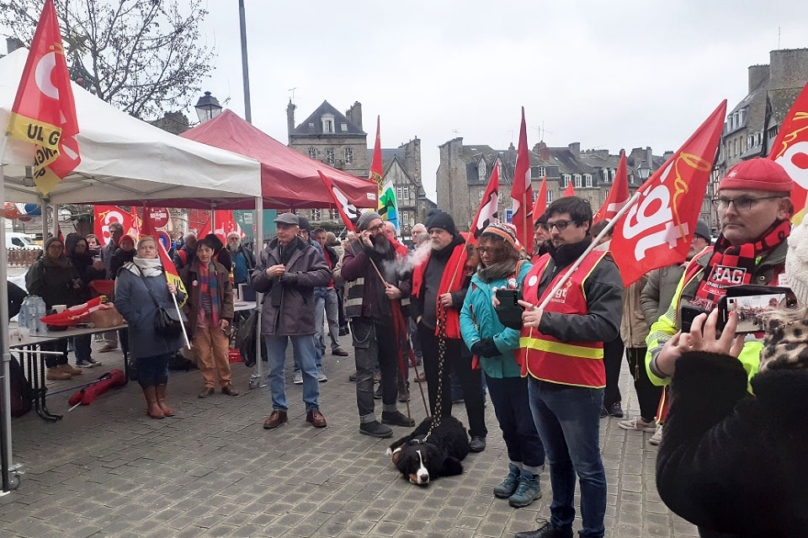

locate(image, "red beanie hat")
[[718, 158, 793, 193]]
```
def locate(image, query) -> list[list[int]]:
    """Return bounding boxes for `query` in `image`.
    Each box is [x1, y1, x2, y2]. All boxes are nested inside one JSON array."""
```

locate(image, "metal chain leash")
[[425, 304, 448, 441]]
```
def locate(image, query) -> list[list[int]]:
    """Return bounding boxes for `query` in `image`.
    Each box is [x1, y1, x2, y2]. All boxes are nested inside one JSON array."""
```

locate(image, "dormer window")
[[478, 159, 487, 181], [322, 114, 335, 134], [340, 123, 348, 132], [574, 174, 582, 188], [585, 174, 592, 188]]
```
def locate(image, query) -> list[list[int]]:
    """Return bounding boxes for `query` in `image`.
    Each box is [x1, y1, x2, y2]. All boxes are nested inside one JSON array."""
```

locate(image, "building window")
[[403, 186, 409, 201], [396, 187, 403, 200], [308, 147, 316, 159], [325, 148, 335, 165], [478, 190, 484, 202], [478, 159, 487, 181], [322, 114, 335, 134], [533, 190, 539, 202], [344, 148, 353, 164], [739, 109, 746, 126], [564, 174, 571, 187], [538, 166, 546, 178], [329, 209, 338, 220], [312, 208, 321, 221], [340, 123, 348, 132], [547, 191, 553, 204], [585, 174, 592, 188], [574, 174, 582, 188]]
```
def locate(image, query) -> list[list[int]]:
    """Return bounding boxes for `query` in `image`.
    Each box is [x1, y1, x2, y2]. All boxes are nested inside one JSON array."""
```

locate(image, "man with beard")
[[338, 211, 416, 438], [226, 231, 256, 287], [411, 210, 488, 453]]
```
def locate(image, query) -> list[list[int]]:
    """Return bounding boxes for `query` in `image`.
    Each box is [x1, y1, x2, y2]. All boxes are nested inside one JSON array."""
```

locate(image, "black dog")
[[386, 416, 470, 486]]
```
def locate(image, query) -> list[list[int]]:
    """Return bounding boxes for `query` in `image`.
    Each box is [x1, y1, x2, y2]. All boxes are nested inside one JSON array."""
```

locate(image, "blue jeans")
[[294, 335, 322, 372], [265, 335, 320, 412], [73, 335, 92, 364], [135, 353, 170, 389], [528, 378, 607, 538]]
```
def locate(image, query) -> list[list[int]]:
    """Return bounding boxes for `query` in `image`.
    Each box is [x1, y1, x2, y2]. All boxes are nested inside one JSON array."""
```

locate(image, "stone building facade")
[[437, 138, 670, 231], [710, 48, 808, 231]]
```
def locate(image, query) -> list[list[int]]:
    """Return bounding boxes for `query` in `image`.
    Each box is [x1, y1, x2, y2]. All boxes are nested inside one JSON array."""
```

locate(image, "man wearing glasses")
[[508, 197, 623, 538], [646, 158, 794, 399]]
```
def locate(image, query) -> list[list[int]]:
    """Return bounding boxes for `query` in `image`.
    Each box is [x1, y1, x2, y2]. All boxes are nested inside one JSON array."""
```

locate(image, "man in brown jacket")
[[252, 213, 332, 429]]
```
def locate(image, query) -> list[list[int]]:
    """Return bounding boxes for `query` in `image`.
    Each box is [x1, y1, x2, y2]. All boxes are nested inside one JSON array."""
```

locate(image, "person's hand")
[[656, 332, 686, 377], [167, 282, 177, 294], [92, 260, 105, 271], [518, 300, 543, 328], [683, 309, 745, 358], [219, 319, 229, 330], [385, 284, 402, 300], [360, 230, 373, 247], [266, 264, 286, 278], [346, 232, 357, 243], [492, 286, 500, 307], [439, 293, 453, 307]]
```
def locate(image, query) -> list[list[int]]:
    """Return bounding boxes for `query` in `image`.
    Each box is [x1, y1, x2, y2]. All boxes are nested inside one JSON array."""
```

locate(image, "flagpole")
[[171, 292, 191, 350], [537, 190, 642, 311], [521, 192, 528, 250], [0, 132, 16, 493]]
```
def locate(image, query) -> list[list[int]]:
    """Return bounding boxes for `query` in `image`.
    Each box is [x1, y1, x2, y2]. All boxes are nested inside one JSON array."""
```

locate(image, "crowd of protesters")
[[9, 155, 807, 538]]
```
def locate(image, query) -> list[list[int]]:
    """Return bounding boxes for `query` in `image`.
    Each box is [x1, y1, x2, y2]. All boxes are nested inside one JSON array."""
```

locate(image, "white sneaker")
[[318, 368, 328, 383], [293, 370, 303, 385], [618, 417, 657, 432], [649, 424, 663, 446]]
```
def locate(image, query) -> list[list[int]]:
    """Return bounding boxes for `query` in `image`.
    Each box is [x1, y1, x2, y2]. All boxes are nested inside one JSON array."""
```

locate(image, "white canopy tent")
[[0, 49, 265, 493]]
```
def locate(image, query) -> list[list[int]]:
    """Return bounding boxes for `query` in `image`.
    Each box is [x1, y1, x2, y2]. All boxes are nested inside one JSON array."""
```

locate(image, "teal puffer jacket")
[[459, 261, 532, 379]]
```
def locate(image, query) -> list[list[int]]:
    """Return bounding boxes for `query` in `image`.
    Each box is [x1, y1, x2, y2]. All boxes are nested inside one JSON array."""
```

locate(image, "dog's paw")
[[385, 448, 392, 456]]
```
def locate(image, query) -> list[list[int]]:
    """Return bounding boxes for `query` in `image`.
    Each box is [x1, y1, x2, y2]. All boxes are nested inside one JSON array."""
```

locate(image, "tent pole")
[[253, 196, 264, 388], [40, 196, 48, 243], [0, 134, 15, 493], [210, 207, 216, 236], [51, 203, 59, 238]]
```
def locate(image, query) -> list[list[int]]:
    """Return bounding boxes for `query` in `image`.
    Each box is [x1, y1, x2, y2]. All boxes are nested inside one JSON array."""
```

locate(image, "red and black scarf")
[[692, 220, 791, 310]]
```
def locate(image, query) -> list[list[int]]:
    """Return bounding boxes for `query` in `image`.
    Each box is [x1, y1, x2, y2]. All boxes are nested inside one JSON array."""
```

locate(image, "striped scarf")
[[198, 262, 219, 327]]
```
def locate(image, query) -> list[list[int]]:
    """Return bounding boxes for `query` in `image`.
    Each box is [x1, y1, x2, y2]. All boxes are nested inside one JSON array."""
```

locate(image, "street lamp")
[[195, 91, 222, 123], [638, 163, 651, 181]]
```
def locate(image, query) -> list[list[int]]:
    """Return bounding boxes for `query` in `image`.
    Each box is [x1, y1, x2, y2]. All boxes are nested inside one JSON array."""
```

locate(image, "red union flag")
[[6, 0, 80, 195], [93, 205, 139, 245], [319, 170, 360, 232], [563, 181, 575, 197], [142, 207, 187, 305], [534, 175, 548, 218], [769, 82, 808, 224], [594, 151, 629, 222], [610, 100, 727, 286], [510, 107, 533, 248], [470, 163, 500, 242]]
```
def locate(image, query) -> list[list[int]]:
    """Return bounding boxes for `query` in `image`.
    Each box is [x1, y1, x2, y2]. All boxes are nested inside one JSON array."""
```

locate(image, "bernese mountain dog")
[[386, 416, 470, 486]]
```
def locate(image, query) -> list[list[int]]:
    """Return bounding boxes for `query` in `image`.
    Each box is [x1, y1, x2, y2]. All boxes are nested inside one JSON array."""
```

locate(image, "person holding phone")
[[655, 221, 808, 537], [460, 224, 544, 508], [181, 236, 238, 399], [647, 159, 794, 396]]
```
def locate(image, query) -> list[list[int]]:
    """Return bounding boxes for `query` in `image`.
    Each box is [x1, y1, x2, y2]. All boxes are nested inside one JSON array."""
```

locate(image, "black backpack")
[[9, 356, 32, 418], [237, 310, 265, 368]]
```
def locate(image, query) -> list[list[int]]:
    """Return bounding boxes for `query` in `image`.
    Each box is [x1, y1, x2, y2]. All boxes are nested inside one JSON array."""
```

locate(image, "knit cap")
[[356, 210, 382, 231], [785, 217, 808, 307], [481, 223, 516, 247], [425, 209, 458, 236]]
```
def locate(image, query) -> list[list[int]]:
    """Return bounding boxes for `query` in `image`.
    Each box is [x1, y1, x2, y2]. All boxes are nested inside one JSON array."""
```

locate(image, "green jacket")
[[645, 239, 789, 388], [460, 262, 532, 379]]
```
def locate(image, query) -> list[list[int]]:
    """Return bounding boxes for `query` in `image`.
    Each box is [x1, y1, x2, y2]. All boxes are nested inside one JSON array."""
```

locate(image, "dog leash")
[[424, 304, 448, 442]]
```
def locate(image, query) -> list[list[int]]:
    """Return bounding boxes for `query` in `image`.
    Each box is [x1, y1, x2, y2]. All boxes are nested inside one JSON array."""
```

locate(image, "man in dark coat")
[[172, 233, 197, 271], [252, 213, 331, 430]]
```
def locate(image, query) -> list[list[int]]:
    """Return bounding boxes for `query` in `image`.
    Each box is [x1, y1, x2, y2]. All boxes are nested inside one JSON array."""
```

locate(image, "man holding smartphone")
[[647, 158, 794, 398]]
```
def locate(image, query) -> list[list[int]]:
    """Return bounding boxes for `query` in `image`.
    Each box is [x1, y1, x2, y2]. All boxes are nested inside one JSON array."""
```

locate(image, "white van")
[[6, 232, 40, 250]]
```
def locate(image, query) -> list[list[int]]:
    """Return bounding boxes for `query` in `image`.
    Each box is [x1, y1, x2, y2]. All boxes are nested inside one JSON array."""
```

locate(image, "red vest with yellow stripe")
[[518, 250, 608, 388]]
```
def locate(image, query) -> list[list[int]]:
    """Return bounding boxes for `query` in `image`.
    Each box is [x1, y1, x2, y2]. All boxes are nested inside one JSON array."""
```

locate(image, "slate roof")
[[291, 101, 366, 137], [768, 87, 804, 124], [460, 145, 556, 185]]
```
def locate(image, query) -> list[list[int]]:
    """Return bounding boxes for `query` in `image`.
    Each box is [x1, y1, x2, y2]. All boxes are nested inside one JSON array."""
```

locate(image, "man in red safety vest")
[[503, 197, 623, 538]]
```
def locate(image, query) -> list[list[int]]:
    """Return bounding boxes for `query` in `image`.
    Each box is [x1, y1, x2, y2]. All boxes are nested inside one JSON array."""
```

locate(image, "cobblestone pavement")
[[1, 335, 699, 538]]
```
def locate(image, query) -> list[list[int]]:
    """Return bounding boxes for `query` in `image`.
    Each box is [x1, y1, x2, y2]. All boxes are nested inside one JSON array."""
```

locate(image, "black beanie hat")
[[425, 210, 457, 237]]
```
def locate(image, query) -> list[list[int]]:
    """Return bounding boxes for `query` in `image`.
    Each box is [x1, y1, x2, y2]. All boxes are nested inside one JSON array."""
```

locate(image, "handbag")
[[136, 267, 187, 337]]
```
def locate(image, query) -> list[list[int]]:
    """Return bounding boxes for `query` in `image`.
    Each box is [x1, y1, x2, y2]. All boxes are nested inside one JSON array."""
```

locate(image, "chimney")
[[6, 37, 23, 53], [747, 64, 769, 93], [346, 101, 363, 131], [536, 140, 550, 161], [646, 147, 653, 169], [568, 142, 580, 156], [286, 100, 296, 144]]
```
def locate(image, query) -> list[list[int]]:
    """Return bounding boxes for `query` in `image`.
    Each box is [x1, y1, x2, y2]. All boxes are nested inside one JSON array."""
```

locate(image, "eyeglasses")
[[546, 220, 576, 231], [477, 247, 496, 255], [711, 195, 783, 212], [366, 223, 385, 233]]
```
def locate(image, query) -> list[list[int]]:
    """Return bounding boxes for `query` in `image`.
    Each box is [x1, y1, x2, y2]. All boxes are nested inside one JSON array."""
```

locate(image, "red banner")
[[7, 0, 80, 195], [594, 151, 629, 222], [610, 100, 727, 286], [510, 107, 533, 248], [198, 210, 244, 240], [563, 181, 575, 197], [93, 206, 140, 245], [769, 82, 808, 224], [534, 175, 547, 218], [470, 163, 500, 242]]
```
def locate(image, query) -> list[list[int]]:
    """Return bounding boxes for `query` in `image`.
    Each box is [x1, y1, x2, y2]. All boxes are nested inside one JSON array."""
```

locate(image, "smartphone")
[[495, 289, 524, 328], [680, 304, 709, 333], [718, 285, 797, 333], [495, 288, 520, 307]]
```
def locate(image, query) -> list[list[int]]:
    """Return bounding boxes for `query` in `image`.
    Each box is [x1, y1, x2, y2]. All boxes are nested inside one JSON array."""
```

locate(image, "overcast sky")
[[166, 1, 808, 199]]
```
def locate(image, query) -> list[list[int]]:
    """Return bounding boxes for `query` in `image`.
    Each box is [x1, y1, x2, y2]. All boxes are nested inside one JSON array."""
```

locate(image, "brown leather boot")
[[59, 363, 83, 376], [306, 409, 327, 428], [155, 384, 174, 416], [263, 410, 287, 429], [143, 386, 164, 419], [46, 367, 71, 381]]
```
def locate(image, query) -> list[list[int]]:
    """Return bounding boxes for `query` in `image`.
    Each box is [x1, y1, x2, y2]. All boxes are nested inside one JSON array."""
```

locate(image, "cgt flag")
[[142, 207, 187, 306], [610, 100, 727, 287], [6, 0, 80, 195], [594, 151, 629, 222], [469, 162, 500, 242], [769, 81, 808, 224], [318, 170, 360, 232], [510, 107, 533, 249]]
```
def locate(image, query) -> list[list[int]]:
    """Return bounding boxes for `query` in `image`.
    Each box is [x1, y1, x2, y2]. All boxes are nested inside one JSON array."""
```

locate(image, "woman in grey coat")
[[114, 236, 185, 419]]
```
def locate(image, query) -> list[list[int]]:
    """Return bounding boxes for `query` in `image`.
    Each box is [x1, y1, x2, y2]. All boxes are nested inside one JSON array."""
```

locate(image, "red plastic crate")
[[228, 348, 243, 363]]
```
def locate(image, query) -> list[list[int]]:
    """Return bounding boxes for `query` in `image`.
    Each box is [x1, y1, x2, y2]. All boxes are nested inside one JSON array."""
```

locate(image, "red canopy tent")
[[181, 110, 377, 209]]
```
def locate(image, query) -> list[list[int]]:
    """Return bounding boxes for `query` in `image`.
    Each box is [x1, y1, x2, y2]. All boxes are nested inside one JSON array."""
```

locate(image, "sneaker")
[[509, 469, 542, 508], [332, 348, 349, 357], [318, 368, 328, 383], [339, 326, 349, 336], [293, 370, 303, 385], [608, 402, 624, 418], [381, 410, 415, 427], [493, 463, 521, 498], [86, 357, 102, 367], [76, 360, 94, 369], [359, 420, 392, 438], [469, 436, 486, 453], [600, 405, 609, 418], [618, 417, 657, 432], [348, 371, 358, 382], [649, 424, 663, 446]]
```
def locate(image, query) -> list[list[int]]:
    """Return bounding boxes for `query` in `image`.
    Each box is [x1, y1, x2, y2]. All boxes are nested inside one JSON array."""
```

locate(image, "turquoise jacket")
[[460, 261, 532, 379]]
